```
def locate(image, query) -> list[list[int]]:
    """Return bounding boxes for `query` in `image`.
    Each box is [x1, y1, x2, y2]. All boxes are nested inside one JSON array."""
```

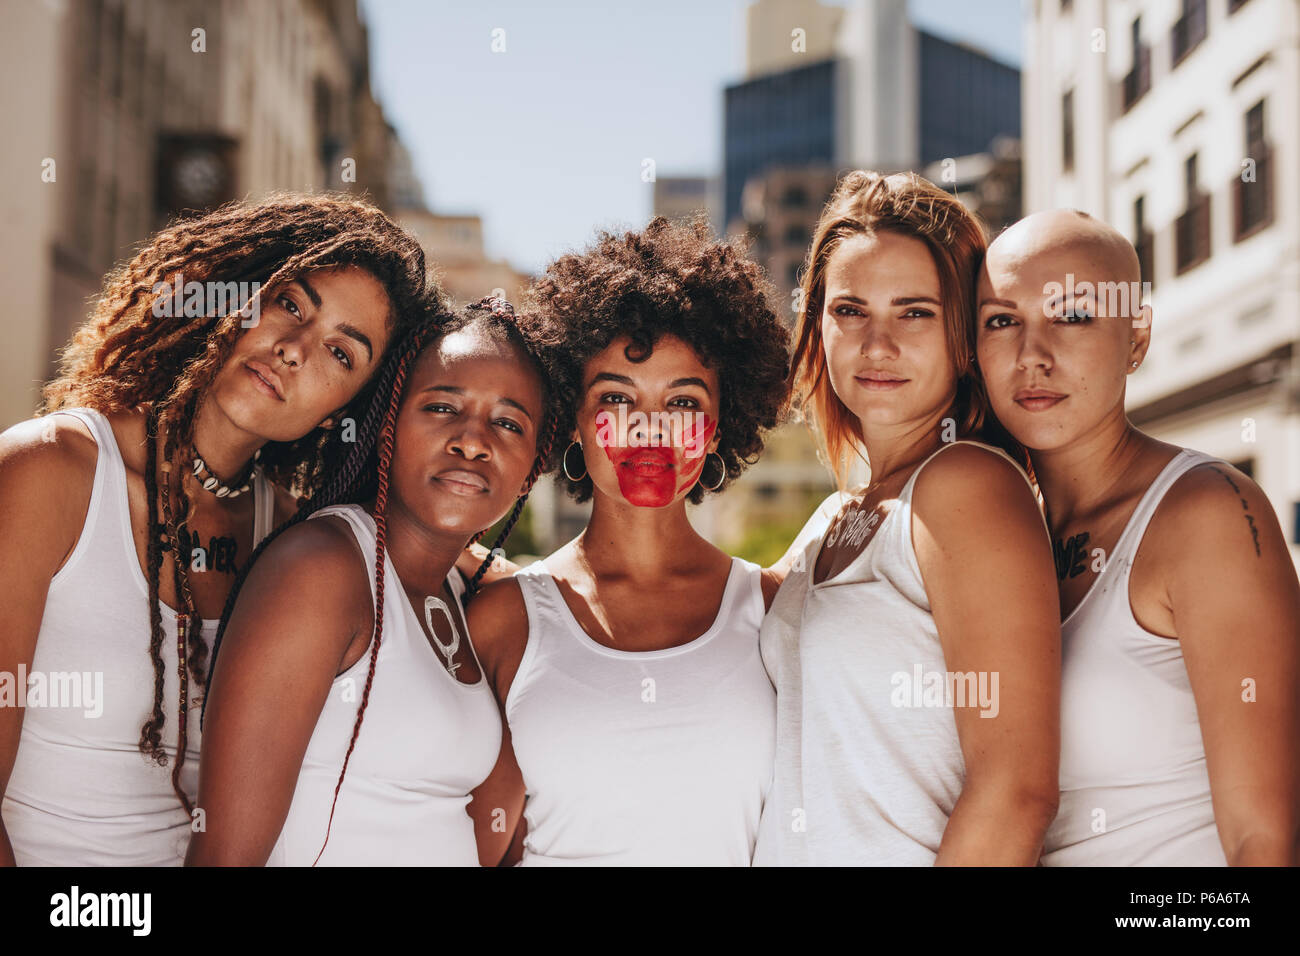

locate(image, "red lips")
[[604, 443, 676, 505]]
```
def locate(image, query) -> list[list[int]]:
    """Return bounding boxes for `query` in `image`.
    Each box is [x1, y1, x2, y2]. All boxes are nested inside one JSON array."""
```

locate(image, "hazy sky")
[[360, 0, 1022, 276]]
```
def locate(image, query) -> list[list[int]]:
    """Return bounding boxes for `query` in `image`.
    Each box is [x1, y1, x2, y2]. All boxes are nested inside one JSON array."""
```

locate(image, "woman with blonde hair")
[[753, 171, 1061, 866]]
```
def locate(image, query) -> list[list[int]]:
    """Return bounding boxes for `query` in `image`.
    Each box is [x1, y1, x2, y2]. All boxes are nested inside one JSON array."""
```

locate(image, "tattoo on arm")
[[1209, 467, 1262, 557]]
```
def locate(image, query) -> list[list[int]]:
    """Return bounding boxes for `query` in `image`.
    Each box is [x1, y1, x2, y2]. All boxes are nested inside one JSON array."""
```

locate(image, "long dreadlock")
[[307, 295, 558, 864], [40, 193, 431, 811], [201, 311, 441, 720]]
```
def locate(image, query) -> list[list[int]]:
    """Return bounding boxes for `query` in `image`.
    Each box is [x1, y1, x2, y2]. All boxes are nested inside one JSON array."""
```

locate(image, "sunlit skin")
[[811, 230, 962, 586], [0, 265, 399, 866], [976, 208, 1300, 866], [204, 265, 394, 463], [580, 335, 721, 510], [974, 218, 1149, 459], [383, 331, 545, 620], [187, 325, 547, 866], [796, 226, 1062, 866], [820, 231, 958, 444], [593, 405, 718, 506], [465, 332, 774, 865], [113, 265, 397, 619]]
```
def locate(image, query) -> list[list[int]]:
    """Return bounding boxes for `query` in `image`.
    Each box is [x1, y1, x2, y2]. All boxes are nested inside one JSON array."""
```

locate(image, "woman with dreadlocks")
[[187, 296, 557, 867], [0, 194, 430, 866], [466, 216, 791, 865]]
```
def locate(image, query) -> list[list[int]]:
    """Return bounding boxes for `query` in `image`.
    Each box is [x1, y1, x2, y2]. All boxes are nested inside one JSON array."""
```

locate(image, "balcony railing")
[[1234, 143, 1274, 241], [1172, 4, 1208, 66], [1123, 46, 1151, 112], [1175, 193, 1211, 274]]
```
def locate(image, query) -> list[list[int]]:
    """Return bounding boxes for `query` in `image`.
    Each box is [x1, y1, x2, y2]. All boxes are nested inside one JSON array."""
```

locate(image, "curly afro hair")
[[521, 215, 791, 505]]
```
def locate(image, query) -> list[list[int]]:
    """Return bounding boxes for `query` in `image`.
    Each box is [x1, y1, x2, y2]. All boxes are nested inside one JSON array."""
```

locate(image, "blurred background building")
[[2, 0, 1293, 567], [652, 176, 715, 227], [1024, 0, 1300, 564], [0, 0, 516, 428]]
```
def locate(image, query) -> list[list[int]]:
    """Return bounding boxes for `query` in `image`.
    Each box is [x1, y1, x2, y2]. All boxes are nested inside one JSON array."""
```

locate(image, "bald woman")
[[975, 209, 1299, 866]]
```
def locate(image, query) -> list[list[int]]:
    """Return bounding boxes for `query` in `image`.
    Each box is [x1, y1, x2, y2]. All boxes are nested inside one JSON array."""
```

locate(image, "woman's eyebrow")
[[587, 371, 711, 397], [979, 296, 1020, 309], [668, 377, 711, 395], [499, 398, 535, 420], [336, 323, 373, 362], [414, 384, 534, 419], [293, 276, 322, 308], [828, 293, 941, 307], [587, 371, 634, 390]]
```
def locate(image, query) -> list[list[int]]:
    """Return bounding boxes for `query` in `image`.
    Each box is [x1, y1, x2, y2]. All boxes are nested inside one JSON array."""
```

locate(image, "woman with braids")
[[186, 296, 557, 867], [0, 194, 430, 866], [466, 216, 791, 865]]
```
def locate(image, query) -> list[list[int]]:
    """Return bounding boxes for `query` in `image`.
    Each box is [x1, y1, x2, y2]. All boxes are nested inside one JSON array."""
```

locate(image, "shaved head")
[[974, 209, 1153, 454], [987, 209, 1141, 289]]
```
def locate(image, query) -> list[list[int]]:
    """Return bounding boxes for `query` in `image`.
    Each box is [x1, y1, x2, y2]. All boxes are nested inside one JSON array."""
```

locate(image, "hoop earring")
[[700, 451, 726, 491], [562, 441, 587, 482]]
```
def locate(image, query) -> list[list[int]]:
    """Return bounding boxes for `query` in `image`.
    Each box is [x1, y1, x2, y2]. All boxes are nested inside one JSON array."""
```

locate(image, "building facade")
[[1023, 0, 1300, 562], [723, 0, 1022, 233], [0, 0, 406, 427]]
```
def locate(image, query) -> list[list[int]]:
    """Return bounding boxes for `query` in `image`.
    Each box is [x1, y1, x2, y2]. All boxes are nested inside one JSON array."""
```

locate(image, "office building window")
[[1062, 89, 1075, 172], [1123, 18, 1151, 111], [1134, 195, 1154, 290], [1172, 0, 1208, 66], [1176, 153, 1211, 273], [1235, 99, 1273, 240]]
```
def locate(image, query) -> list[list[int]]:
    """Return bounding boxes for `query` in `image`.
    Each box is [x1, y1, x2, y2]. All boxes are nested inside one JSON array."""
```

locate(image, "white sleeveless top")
[[3, 407, 274, 866], [753, 440, 1041, 866], [267, 503, 501, 867], [507, 556, 775, 865], [1042, 448, 1229, 866]]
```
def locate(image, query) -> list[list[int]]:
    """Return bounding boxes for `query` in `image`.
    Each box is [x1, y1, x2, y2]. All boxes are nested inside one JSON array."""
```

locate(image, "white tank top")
[[1042, 448, 1229, 866], [267, 503, 502, 867], [507, 556, 775, 865], [2, 407, 273, 866], [753, 440, 1041, 866]]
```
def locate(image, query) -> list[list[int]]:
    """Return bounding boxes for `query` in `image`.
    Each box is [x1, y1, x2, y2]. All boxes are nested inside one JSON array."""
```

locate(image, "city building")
[[724, 57, 838, 237], [1023, 0, 1300, 562], [652, 176, 715, 228], [396, 210, 530, 308], [0, 0, 408, 426], [723, 0, 1021, 234], [921, 135, 1024, 238], [745, 0, 844, 78]]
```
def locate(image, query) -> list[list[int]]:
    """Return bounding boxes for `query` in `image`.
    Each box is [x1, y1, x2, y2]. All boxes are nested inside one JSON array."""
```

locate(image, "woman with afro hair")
[[467, 215, 791, 865]]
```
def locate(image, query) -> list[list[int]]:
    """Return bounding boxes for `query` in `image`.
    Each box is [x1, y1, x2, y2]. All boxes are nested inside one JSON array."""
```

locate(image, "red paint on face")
[[602, 441, 678, 506], [594, 413, 717, 507], [675, 415, 716, 494]]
